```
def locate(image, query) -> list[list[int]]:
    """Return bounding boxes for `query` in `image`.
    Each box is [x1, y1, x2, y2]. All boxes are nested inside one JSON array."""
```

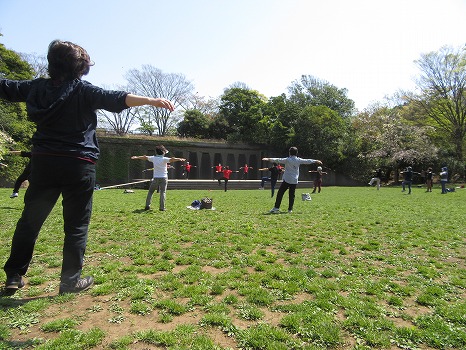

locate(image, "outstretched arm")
[[125, 94, 175, 111], [131, 155, 149, 160], [169, 157, 186, 163]]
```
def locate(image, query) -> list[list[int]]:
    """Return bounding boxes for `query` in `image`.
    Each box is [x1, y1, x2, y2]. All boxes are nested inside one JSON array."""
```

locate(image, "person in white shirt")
[[131, 145, 185, 211], [263, 147, 322, 213]]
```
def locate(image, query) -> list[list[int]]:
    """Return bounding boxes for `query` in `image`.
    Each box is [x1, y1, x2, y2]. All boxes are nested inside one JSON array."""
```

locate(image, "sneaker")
[[59, 276, 94, 294], [10, 192, 18, 198], [269, 207, 280, 213], [288, 210, 293, 213], [5, 274, 25, 290], [144, 206, 151, 211], [258, 187, 264, 190]]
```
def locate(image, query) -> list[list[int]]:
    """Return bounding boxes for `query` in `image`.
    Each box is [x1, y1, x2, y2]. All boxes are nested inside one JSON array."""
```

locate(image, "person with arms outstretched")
[[131, 145, 185, 210], [0, 39, 175, 295], [263, 147, 321, 213]]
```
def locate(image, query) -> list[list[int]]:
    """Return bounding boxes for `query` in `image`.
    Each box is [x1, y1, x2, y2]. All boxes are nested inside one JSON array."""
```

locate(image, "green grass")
[[0, 184, 465, 349]]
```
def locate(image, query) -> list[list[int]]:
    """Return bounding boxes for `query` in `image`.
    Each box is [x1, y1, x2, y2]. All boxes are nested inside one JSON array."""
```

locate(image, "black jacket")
[[0, 78, 128, 161]]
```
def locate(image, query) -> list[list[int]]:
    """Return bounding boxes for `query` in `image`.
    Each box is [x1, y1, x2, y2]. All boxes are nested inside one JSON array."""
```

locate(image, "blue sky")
[[1, 0, 465, 110]]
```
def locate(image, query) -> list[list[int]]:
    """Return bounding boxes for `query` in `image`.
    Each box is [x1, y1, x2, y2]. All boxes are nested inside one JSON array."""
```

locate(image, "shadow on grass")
[[0, 292, 55, 307]]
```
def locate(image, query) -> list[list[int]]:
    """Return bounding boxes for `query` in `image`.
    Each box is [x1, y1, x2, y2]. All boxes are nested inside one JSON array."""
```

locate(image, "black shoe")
[[5, 274, 25, 290], [144, 206, 151, 211], [59, 276, 94, 294]]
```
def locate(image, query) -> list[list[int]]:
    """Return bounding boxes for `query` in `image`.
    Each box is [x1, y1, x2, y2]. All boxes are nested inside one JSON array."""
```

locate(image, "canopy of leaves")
[[288, 75, 355, 118], [218, 87, 268, 143], [409, 45, 466, 162], [177, 109, 211, 139]]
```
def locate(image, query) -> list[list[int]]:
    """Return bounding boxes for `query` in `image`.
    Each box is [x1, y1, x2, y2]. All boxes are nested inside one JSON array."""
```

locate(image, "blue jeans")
[[441, 181, 448, 194], [402, 180, 412, 194], [4, 155, 96, 286], [261, 177, 278, 197]]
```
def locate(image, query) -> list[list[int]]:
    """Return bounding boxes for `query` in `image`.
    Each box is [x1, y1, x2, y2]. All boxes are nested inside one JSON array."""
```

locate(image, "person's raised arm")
[[125, 94, 175, 111]]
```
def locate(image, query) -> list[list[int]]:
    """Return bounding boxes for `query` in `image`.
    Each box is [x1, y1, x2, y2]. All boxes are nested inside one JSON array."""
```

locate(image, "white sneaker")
[[258, 187, 264, 190], [269, 208, 280, 213], [10, 192, 18, 198]]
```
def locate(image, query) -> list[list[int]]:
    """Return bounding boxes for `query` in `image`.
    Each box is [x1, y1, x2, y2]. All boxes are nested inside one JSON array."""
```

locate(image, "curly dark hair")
[[47, 40, 93, 81]]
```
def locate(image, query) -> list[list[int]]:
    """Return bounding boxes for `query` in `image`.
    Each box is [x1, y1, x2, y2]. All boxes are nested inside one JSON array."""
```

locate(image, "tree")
[[98, 108, 138, 136], [125, 65, 195, 136], [292, 105, 348, 170], [0, 38, 35, 182], [177, 109, 211, 139], [19, 53, 48, 78], [409, 46, 466, 163], [97, 85, 138, 135], [352, 104, 438, 181], [288, 75, 355, 118], [218, 87, 268, 143]]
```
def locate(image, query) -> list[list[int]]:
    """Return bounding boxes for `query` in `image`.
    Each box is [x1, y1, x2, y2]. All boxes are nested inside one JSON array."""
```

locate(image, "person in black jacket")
[[9, 150, 32, 198], [0, 40, 175, 295]]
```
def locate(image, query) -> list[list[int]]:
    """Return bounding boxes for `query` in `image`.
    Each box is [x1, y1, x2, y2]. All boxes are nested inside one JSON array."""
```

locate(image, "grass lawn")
[[0, 184, 465, 349]]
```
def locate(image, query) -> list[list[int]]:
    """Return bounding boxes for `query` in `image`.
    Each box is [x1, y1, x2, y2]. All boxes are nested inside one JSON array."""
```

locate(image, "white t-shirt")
[[147, 155, 170, 178]]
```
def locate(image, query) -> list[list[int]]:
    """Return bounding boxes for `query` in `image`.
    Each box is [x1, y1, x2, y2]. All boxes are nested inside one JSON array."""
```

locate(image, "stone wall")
[[96, 136, 363, 187]]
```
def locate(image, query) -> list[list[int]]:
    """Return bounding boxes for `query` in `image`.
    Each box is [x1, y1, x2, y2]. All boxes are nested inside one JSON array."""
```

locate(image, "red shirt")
[[215, 165, 222, 172], [185, 164, 192, 172], [222, 169, 233, 179]]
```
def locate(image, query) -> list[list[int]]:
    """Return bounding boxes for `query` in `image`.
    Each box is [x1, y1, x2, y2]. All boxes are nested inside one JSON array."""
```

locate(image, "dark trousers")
[[274, 181, 296, 211], [13, 161, 32, 193], [218, 177, 229, 191], [261, 177, 278, 197], [4, 155, 95, 286]]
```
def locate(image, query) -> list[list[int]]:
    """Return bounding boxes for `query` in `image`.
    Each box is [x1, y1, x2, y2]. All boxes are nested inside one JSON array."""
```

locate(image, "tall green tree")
[[288, 75, 355, 118], [408, 45, 466, 163], [292, 105, 347, 169], [218, 87, 268, 143], [177, 109, 211, 139]]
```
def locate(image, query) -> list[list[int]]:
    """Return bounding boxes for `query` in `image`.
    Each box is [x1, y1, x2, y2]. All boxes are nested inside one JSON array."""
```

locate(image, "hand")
[[152, 98, 175, 112], [316, 160, 323, 165]]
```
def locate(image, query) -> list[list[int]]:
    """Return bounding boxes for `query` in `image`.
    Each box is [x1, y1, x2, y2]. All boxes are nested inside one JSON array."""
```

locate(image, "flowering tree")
[[353, 104, 438, 180]]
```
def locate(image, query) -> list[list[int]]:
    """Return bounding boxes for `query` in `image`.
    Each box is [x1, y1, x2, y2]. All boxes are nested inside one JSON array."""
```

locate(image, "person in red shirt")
[[181, 161, 196, 179], [212, 163, 223, 180], [217, 166, 238, 192], [239, 164, 253, 180]]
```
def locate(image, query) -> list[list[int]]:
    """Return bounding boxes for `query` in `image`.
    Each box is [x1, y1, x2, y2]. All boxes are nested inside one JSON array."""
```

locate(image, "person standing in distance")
[[263, 147, 322, 213], [0, 40, 175, 295], [131, 146, 185, 210]]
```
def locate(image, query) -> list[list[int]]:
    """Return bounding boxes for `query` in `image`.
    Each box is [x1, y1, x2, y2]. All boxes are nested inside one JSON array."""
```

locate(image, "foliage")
[[352, 103, 438, 171], [288, 75, 355, 118], [292, 105, 348, 169], [177, 109, 212, 139], [217, 87, 268, 143], [0, 40, 35, 182], [408, 45, 466, 163]]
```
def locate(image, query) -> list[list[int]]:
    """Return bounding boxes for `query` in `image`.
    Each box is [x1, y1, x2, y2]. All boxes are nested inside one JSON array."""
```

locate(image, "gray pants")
[[146, 177, 168, 210]]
